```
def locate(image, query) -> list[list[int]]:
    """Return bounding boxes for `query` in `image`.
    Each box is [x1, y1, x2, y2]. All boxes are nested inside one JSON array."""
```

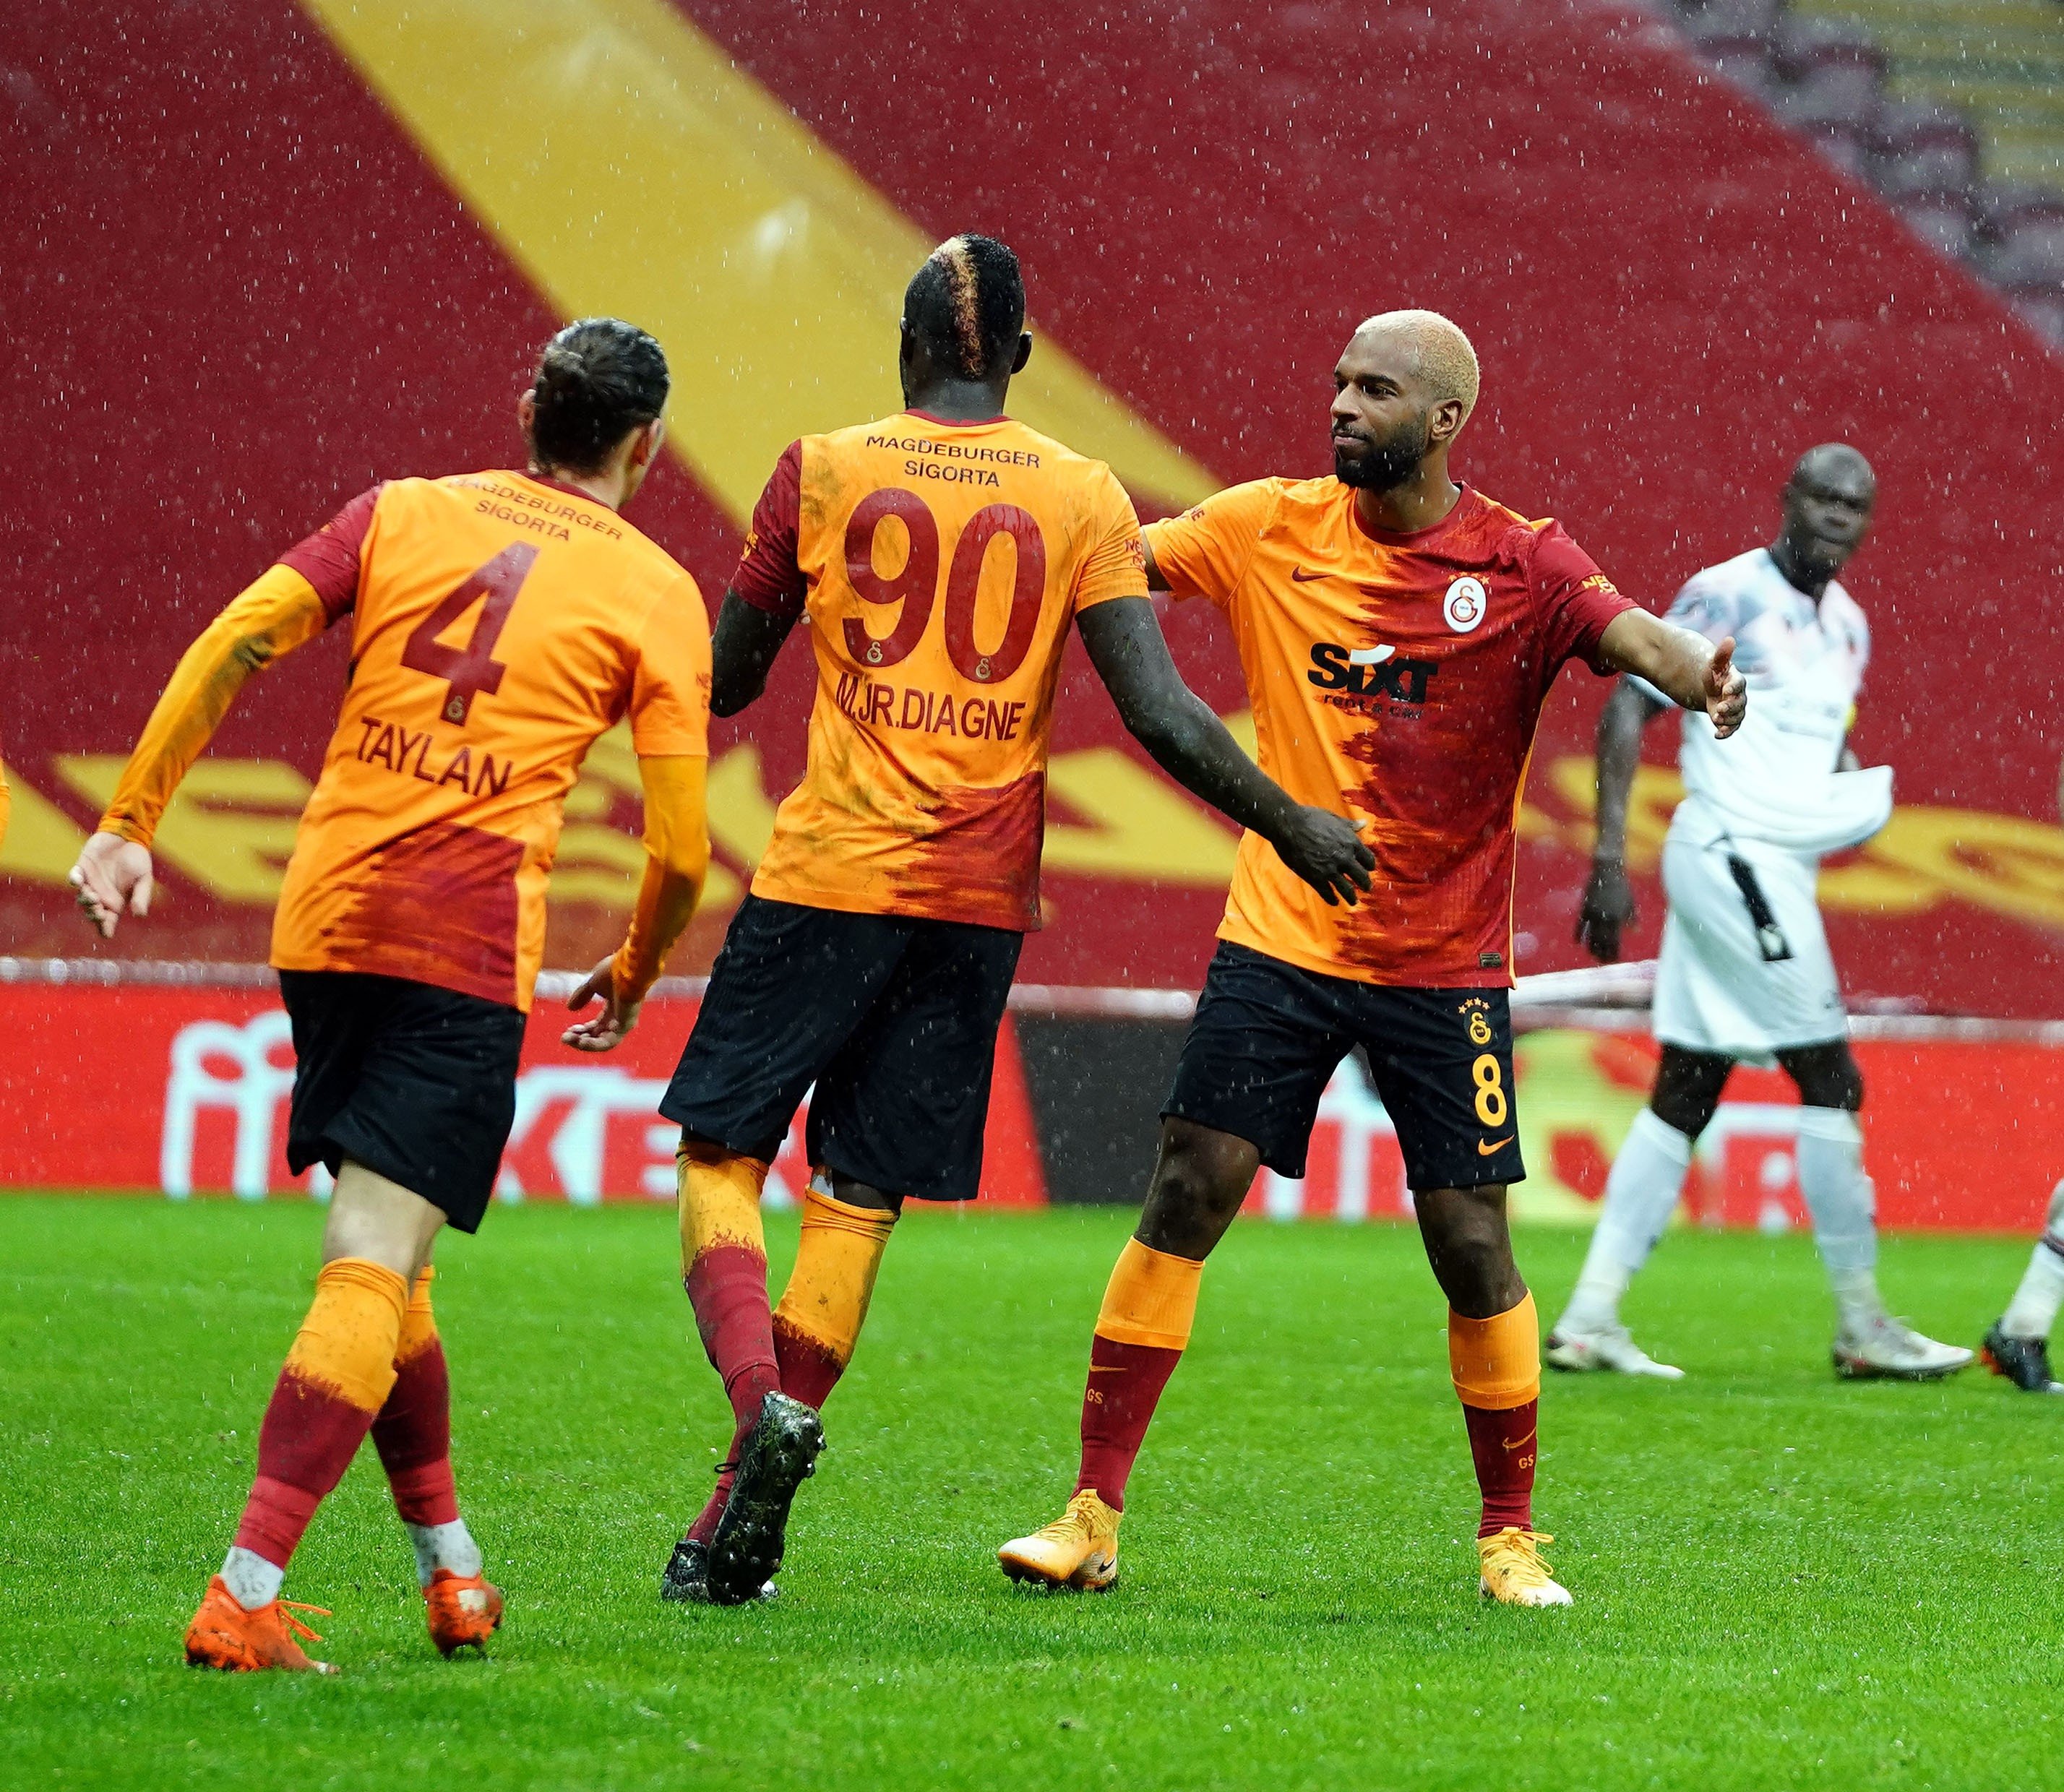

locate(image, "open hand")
[[1706, 637, 1747, 739], [561, 955, 641, 1053], [1574, 858, 1637, 962], [1273, 805, 1376, 908], [69, 831, 155, 939]]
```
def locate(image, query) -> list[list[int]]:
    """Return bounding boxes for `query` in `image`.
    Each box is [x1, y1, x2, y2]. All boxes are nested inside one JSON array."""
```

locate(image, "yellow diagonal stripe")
[[301, 0, 1216, 520]]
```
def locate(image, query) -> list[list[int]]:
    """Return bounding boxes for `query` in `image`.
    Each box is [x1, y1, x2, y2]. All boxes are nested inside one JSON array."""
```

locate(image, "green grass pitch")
[[3, 1194, 2060, 1790]]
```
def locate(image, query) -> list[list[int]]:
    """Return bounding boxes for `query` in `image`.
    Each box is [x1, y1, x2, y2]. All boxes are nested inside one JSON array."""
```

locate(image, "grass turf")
[[1, 1196, 2058, 1791]]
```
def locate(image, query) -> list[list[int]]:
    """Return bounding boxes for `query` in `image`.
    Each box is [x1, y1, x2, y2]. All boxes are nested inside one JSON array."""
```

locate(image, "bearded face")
[[1333, 405, 1432, 491]]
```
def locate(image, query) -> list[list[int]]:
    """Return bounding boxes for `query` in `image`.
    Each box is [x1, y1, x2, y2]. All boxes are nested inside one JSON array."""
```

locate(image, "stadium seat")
[[1674, 0, 1786, 35], [1870, 100, 1982, 194], [1685, 29, 1781, 95]]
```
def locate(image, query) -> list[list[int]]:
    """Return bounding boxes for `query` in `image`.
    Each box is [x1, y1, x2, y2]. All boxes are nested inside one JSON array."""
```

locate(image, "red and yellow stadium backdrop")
[[4, 0, 2061, 1016], [4, 1, 2062, 1226]]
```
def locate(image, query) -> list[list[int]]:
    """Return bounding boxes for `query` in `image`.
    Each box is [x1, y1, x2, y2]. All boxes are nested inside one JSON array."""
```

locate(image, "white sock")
[[220, 1545, 285, 1611], [405, 1518, 483, 1588], [2002, 1182, 2064, 1338], [1560, 1108, 1693, 1332], [1794, 1107, 1883, 1329]]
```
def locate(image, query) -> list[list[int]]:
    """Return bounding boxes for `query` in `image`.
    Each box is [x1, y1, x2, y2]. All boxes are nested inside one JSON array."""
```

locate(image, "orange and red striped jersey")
[[733, 410, 1147, 930], [1148, 477, 1633, 986], [261, 473, 709, 1007]]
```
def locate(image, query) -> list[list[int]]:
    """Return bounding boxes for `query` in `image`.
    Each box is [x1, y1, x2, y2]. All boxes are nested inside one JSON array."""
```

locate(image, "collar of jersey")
[[1348, 480, 1483, 548], [509, 470, 613, 508], [902, 408, 1010, 428]]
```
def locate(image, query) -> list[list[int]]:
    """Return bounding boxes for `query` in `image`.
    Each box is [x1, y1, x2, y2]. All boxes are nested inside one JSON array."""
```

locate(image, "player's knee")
[[1650, 1048, 1731, 1140], [1149, 1142, 1246, 1225], [1785, 1046, 1862, 1113]]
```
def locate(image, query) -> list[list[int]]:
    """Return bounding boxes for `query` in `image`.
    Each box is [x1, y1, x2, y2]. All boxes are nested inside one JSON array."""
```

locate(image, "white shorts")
[[1651, 827, 1846, 1063]]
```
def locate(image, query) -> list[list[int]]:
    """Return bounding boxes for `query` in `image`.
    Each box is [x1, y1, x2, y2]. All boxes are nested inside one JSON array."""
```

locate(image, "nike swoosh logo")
[[1477, 1136, 1514, 1156], [1289, 566, 1328, 582], [1499, 1430, 1537, 1452]]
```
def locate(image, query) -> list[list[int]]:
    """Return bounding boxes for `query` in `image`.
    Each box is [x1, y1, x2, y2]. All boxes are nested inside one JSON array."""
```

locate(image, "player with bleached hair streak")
[[652, 233, 1374, 1607], [69, 319, 715, 1671], [1549, 446, 1971, 1383], [998, 309, 1747, 1608]]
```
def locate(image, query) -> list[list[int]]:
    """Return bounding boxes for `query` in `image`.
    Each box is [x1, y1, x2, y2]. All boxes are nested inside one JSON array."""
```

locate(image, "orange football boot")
[[184, 1575, 338, 1673], [424, 1569, 503, 1656]]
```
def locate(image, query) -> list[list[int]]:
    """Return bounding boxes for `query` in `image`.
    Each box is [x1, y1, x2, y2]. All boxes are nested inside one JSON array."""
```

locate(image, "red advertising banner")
[[0, 985, 1046, 1212], [2, 982, 2053, 1236]]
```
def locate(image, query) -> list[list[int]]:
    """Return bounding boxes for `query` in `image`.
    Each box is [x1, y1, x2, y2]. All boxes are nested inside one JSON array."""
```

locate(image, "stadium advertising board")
[[2, 981, 2054, 1236]]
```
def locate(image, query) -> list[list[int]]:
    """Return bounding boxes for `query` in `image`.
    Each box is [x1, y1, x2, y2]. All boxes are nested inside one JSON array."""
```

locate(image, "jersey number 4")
[[400, 544, 539, 725], [843, 491, 1046, 682]]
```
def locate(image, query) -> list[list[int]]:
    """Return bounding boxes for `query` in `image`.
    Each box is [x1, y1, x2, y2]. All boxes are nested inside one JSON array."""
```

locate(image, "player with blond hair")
[[998, 309, 1747, 1608], [70, 319, 714, 1671]]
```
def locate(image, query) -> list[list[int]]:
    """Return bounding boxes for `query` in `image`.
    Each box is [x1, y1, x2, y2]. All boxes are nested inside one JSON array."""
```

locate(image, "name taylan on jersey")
[[865, 434, 1041, 490], [351, 715, 517, 799]]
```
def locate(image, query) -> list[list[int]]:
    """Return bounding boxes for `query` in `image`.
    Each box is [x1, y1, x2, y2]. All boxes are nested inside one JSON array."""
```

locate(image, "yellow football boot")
[[997, 1489, 1122, 1590], [1476, 1528, 1573, 1608]]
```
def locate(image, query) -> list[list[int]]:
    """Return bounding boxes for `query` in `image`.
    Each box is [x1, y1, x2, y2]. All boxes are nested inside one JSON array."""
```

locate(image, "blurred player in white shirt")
[[1548, 445, 1972, 1382], [1980, 759, 2064, 1394]]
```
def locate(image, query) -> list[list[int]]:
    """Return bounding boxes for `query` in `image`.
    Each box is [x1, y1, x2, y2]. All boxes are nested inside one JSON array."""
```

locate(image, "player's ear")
[[1429, 397, 1465, 446], [517, 389, 538, 447], [1011, 332, 1033, 376], [640, 417, 666, 468]]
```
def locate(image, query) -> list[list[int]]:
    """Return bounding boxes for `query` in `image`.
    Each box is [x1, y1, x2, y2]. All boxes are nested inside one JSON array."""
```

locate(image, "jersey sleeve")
[[728, 441, 807, 619], [627, 573, 713, 757], [1069, 465, 1151, 614], [275, 484, 382, 621], [1526, 520, 1638, 673], [1142, 479, 1278, 609]]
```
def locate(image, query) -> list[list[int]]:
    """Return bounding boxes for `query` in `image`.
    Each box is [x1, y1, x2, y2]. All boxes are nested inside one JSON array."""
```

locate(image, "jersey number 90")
[[843, 490, 1047, 684]]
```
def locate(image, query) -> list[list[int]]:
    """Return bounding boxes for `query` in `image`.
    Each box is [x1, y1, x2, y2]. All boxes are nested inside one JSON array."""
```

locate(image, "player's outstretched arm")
[[564, 754, 710, 1053], [1077, 598, 1374, 906], [69, 566, 330, 939], [710, 591, 799, 718], [1574, 679, 1664, 963], [1597, 611, 1747, 737]]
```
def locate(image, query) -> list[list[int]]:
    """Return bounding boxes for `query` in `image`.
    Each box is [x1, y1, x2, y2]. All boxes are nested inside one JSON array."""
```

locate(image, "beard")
[[1333, 410, 1431, 490]]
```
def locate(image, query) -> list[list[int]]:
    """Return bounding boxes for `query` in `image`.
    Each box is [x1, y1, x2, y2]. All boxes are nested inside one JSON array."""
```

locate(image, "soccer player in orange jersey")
[[68, 321, 715, 1671], [998, 310, 1748, 1609], [653, 235, 1375, 1606]]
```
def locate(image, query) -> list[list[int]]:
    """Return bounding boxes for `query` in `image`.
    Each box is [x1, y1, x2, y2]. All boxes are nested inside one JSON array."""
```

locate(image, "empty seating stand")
[[1661, 0, 2064, 340]]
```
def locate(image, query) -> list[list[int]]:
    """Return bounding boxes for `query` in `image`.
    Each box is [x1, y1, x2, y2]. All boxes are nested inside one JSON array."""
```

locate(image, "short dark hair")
[[528, 318, 668, 475], [903, 236, 1024, 381]]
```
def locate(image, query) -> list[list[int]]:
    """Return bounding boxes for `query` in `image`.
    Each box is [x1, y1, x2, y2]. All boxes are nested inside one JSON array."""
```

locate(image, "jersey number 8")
[[1471, 1054, 1508, 1128], [842, 490, 1047, 684]]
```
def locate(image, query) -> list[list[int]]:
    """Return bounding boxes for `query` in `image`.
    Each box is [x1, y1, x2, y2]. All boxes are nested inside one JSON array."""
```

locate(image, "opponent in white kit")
[[1548, 444, 1972, 1381]]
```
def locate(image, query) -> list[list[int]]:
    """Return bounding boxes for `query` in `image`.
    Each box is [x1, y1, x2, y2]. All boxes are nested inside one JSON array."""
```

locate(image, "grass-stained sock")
[[772, 1179, 898, 1408], [1074, 1238, 1202, 1510], [369, 1267, 482, 1584], [228, 1257, 409, 1602], [1450, 1292, 1542, 1538], [679, 1142, 780, 1541]]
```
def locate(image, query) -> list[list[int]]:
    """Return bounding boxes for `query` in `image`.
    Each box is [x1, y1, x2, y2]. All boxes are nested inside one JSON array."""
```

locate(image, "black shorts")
[[658, 895, 1023, 1202], [280, 970, 527, 1233], [1164, 942, 1525, 1192]]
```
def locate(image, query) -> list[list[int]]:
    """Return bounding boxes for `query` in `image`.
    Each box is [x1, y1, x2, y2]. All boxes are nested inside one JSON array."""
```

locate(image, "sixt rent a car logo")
[[1307, 641, 1440, 705]]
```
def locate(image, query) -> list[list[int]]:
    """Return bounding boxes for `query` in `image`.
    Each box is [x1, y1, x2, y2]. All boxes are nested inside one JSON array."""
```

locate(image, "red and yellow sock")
[[1074, 1238, 1203, 1511], [233, 1257, 409, 1569], [1448, 1292, 1541, 1538], [772, 1179, 898, 1410], [679, 1142, 779, 1546], [370, 1267, 459, 1528]]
